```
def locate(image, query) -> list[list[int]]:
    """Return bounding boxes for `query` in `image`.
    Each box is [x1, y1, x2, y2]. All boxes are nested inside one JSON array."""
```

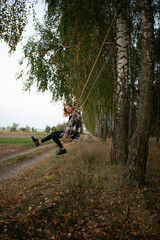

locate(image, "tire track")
[[0, 147, 57, 182], [0, 143, 53, 163]]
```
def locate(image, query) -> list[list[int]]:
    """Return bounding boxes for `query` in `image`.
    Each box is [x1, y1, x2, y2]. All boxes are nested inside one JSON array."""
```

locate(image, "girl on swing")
[[31, 104, 82, 155]]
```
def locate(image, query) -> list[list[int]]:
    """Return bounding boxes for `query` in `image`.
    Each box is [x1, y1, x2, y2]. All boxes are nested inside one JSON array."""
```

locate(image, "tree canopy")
[[0, 0, 29, 52], [16, 0, 118, 134], [1, 0, 160, 186]]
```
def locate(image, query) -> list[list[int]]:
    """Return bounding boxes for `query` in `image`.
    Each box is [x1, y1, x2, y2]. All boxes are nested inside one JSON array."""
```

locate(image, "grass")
[[61, 142, 124, 192], [0, 138, 34, 146], [0, 136, 159, 239], [0, 132, 51, 158], [0, 131, 48, 146], [0, 144, 56, 170]]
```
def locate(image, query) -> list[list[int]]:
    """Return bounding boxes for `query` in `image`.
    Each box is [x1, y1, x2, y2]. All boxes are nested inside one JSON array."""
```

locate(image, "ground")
[[0, 134, 159, 239]]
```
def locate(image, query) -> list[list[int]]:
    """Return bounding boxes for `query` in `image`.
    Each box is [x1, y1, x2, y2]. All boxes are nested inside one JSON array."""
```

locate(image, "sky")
[[0, 1, 66, 130]]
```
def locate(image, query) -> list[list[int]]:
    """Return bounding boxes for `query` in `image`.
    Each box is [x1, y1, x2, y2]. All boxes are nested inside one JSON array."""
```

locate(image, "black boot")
[[56, 149, 67, 155], [31, 136, 40, 147]]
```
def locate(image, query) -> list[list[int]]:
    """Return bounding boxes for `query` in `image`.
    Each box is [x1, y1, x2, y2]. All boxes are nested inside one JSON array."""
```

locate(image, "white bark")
[[110, 8, 129, 164]]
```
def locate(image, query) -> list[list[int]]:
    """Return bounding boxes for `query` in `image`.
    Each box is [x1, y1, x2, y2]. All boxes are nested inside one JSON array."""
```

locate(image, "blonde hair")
[[63, 104, 74, 117]]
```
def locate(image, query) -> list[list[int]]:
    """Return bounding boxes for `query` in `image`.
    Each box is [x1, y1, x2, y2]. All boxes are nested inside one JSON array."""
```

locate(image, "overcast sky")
[[0, 1, 66, 130]]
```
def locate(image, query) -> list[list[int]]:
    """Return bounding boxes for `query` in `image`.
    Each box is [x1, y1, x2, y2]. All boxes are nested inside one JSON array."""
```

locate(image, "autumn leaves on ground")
[[0, 134, 160, 240]]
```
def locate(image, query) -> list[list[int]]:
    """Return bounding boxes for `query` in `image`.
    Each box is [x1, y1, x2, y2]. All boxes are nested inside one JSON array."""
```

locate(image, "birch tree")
[[124, 0, 154, 186], [110, 3, 129, 164], [0, 0, 33, 52]]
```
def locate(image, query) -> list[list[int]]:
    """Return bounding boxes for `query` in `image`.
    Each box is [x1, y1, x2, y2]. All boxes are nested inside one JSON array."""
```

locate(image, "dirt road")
[[0, 143, 53, 162], [0, 144, 57, 182]]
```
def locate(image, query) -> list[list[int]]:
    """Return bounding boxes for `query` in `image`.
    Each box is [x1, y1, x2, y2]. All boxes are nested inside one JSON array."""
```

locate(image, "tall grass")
[[60, 141, 124, 193], [0, 137, 159, 239]]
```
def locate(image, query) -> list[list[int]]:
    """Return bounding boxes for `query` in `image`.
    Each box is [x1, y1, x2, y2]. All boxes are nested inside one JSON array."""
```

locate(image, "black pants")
[[41, 131, 64, 148]]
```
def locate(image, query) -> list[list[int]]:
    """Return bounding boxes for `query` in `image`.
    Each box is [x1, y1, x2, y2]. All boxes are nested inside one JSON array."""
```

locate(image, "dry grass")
[[0, 136, 159, 239], [61, 140, 124, 192]]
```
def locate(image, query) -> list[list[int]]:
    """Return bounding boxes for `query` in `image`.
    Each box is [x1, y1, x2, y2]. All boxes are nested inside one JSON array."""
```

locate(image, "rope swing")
[[62, 7, 119, 143], [80, 47, 115, 111], [76, 7, 119, 110]]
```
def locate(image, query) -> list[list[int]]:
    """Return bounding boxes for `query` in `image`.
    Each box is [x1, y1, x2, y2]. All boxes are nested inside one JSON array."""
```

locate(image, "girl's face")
[[65, 105, 73, 113]]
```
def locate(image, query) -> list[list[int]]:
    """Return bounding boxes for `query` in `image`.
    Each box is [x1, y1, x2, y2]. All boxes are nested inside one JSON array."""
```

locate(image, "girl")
[[31, 104, 82, 155]]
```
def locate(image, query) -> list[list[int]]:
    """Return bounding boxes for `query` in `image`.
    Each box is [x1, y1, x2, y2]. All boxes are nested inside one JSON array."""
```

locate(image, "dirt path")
[[0, 143, 54, 163], [0, 136, 87, 182], [0, 142, 73, 182], [0, 144, 57, 182]]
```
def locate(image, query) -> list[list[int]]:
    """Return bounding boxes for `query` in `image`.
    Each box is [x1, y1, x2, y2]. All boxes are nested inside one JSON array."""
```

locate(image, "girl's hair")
[[63, 104, 74, 117]]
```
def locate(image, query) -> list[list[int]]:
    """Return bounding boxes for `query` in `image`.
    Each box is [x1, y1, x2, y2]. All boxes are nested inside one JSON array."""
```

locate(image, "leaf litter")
[[0, 136, 159, 239]]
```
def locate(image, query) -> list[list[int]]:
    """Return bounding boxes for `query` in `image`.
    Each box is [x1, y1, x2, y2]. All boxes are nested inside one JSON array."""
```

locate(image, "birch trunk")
[[124, 0, 154, 186], [110, 6, 128, 164]]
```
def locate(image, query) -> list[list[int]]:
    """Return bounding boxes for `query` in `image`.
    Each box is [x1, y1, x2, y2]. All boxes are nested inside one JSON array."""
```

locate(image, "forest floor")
[[0, 134, 160, 239]]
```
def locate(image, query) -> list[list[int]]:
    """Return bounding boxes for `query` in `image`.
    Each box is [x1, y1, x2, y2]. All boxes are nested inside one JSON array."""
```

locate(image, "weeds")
[[61, 142, 124, 193], [0, 136, 159, 239]]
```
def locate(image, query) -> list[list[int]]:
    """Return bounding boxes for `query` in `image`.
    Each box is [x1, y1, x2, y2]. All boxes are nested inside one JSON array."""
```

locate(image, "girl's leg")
[[41, 132, 54, 143], [51, 131, 64, 148], [32, 131, 67, 155], [50, 131, 67, 155], [41, 131, 64, 149]]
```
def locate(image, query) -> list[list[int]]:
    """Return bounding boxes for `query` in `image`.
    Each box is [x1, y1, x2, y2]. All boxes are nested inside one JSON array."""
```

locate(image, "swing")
[[62, 113, 79, 143], [61, 9, 118, 144], [62, 135, 73, 143]]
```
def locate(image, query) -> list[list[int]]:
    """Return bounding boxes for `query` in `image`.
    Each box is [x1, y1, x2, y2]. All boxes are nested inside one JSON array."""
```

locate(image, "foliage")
[[20, 127, 26, 132], [56, 121, 68, 131], [17, 0, 116, 132], [0, 0, 34, 52], [51, 126, 57, 132], [45, 125, 51, 133], [10, 122, 19, 132], [5, 0, 158, 139]]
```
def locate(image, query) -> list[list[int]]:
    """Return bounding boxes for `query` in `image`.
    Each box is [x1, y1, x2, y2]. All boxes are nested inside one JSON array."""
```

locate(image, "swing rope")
[[75, 6, 119, 110], [80, 47, 115, 111], [62, 7, 119, 143], [62, 49, 113, 143]]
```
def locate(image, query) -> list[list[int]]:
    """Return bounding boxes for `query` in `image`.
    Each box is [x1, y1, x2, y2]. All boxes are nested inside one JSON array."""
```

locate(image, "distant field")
[[0, 132, 49, 156], [0, 138, 34, 146], [0, 131, 47, 139], [0, 132, 47, 145]]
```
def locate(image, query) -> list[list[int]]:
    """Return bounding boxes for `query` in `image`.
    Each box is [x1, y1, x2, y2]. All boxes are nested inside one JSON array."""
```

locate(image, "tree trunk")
[[102, 115, 107, 141], [110, 5, 128, 164], [108, 111, 113, 138], [95, 112, 107, 141], [124, 0, 154, 187], [156, 65, 160, 143]]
